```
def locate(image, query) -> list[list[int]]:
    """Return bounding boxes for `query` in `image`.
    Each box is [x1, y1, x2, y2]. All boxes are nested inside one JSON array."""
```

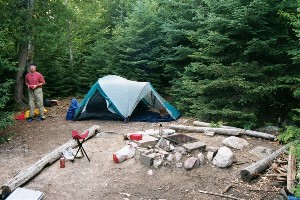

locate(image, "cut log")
[[240, 143, 291, 182], [169, 124, 241, 136], [243, 130, 275, 141], [193, 121, 275, 140], [287, 145, 296, 193], [1, 125, 100, 193]]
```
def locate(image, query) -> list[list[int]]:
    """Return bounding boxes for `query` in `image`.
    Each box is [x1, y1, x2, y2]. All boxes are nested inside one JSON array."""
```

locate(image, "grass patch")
[[0, 132, 15, 145]]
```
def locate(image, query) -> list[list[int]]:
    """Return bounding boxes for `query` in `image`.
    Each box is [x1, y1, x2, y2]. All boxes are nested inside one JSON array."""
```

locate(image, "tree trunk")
[[287, 145, 296, 193], [1, 125, 100, 193], [240, 143, 291, 182], [14, 42, 28, 109], [193, 121, 275, 141], [169, 124, 241, 136], [14, 0, 36, 108]]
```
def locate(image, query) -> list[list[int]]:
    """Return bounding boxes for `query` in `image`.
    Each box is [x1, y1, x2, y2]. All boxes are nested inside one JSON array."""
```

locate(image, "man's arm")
[[25, 76, 31, 88], [37, 73, 45, 87]]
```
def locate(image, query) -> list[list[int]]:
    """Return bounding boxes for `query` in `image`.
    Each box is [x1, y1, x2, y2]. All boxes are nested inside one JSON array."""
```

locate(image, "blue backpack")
[[66, 98, 80, 120]]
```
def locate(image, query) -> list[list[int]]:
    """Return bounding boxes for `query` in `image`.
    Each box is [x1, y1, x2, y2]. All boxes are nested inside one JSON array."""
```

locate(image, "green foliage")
[[157, 0, 201, 88], [172, 0, 299, 128], [0, 132, 15, 145], [0, 0, 299, 132], [277, 126, 300, 143], [0, 81, 14, 131], [209, 121, 226, 128], [294, 184, 300, 198], [0, 25, 17, 130]]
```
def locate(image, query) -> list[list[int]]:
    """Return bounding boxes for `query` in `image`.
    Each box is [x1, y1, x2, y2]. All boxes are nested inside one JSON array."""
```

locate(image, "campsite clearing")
[[0, 99, 286, 199]]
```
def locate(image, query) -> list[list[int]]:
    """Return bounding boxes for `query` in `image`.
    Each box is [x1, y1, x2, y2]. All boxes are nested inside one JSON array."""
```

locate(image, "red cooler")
[[129, 133, 143, 141]]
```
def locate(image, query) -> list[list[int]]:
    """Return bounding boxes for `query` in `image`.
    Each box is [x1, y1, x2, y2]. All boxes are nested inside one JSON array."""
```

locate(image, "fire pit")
[[165, 134, 198, 145]]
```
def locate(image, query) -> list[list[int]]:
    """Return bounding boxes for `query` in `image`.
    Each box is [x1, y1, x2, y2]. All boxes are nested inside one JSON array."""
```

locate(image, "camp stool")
[[71, 130, 91, 162]]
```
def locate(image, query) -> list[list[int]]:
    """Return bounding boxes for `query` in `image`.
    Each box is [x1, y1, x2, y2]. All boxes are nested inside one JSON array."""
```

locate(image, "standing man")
[[25, 63, 46, 122]]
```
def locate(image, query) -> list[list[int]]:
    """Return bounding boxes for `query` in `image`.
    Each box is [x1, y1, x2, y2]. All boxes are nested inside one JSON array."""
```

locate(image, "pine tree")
[[172, 0, 299, 128]]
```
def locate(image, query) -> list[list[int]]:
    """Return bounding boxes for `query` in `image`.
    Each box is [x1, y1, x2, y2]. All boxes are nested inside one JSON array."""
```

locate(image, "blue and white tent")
[[74, 75, 181, 122]]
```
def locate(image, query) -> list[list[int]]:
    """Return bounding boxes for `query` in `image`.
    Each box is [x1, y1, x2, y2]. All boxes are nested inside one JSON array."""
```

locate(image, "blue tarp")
[[288, 196, 300, 200], [130, 111, 174, 122]]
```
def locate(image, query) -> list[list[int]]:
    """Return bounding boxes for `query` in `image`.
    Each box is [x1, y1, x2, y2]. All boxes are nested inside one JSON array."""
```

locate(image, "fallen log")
[[193, 121, 275, 140], [1, 125, 100, 193], [169, 124, 241, 136], [287, 145, 296, 193], [193, 121, 235, 129], [240, 143, 291, 182]]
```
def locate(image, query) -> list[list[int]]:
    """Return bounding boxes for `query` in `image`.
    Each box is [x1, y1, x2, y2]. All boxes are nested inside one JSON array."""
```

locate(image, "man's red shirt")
[[25, 72, 45, 87]]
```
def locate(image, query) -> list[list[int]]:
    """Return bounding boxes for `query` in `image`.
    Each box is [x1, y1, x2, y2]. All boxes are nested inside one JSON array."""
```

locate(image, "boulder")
[[222, 136, 249, 150], [212, 146, 234, 168], [183, 157, 200, 170]]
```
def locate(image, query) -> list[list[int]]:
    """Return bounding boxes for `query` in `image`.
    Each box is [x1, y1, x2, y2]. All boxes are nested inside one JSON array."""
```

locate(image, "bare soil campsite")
[[0, 99, 288, 200]]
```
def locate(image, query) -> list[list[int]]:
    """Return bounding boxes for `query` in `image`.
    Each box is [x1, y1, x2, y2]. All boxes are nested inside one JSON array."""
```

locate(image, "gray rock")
[[197, 153, 205, 165], [153, 158, 163, 169], [176, 162, 183, 168], [156, 137, 170, 151], [212, 146, 233, 168], [182, 141, 206, 153], [207, 151, 215, 162], [222, 136, 249, 149], [175, 152, 182, 162], [183, 157, 200, 170], [174, 146, 187, 154], [206, 146, 219, 153], [166, 154, 173, 162]]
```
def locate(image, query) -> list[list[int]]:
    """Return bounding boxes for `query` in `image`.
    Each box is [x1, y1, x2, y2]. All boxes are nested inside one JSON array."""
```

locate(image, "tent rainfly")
[[74, 75, 181, 122]]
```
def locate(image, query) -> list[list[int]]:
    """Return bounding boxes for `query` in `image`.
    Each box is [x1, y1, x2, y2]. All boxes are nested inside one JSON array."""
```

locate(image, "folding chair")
[[71, 130, 90, 162]]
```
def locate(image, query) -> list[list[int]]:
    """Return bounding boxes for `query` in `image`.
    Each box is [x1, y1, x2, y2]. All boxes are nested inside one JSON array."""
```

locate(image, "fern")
[[277, 126, 300, 144]]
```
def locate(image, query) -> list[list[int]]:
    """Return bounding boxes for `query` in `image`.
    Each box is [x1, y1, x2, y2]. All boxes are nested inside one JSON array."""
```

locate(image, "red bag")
[[15, 112, 25, 120], [129, 133, 143, 141]]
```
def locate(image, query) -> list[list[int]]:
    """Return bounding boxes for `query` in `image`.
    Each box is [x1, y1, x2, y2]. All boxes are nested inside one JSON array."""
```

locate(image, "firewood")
[[277, 177, 287, 181], [249, 189, 278, 192], [264, 173, 287, 177], [221, 184, 234, 194], [1, 125, 100, 193], [240, 143, 291, 182], [198, 189, 245, 200], [193, 121, 275, 140], [287, 145, 296, 193]]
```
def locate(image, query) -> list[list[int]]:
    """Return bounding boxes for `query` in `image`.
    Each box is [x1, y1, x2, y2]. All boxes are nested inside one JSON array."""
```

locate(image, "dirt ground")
[[0, 99, 286, 200]]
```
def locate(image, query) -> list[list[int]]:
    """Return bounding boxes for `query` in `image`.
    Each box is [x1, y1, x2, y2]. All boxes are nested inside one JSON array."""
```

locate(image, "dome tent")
[[74, 75, 181, 122]]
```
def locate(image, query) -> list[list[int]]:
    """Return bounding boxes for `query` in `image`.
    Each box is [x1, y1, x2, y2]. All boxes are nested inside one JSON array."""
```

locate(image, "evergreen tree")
[[280, 1, 300, 125], [173, 0, 299, 128], [158, 0, 201, 89], [86, 0, 164, 88]]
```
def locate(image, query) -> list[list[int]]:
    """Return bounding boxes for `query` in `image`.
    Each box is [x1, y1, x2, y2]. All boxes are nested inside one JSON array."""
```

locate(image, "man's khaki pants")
[[28, 87, 45, 118]]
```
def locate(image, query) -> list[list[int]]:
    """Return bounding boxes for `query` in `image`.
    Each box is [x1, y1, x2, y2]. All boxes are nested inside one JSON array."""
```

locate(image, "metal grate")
[[165, 134, 198, 145]]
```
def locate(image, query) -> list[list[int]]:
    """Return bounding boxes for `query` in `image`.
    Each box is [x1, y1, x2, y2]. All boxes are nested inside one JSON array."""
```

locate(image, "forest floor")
[[0, 98, 287, 200]]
